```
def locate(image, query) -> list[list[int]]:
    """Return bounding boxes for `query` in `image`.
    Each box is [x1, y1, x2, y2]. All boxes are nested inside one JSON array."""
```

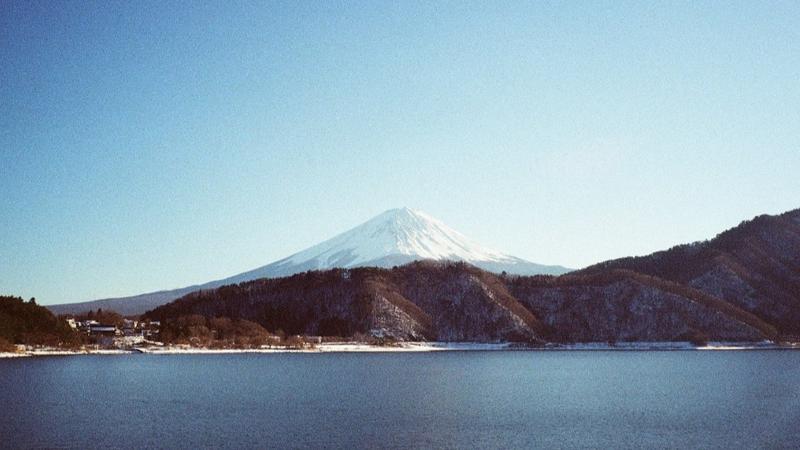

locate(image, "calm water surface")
[[1, 351, 798, 449]]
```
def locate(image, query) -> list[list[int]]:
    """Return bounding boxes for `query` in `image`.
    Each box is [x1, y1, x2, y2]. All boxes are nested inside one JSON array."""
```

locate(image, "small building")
[[76, 320, 99, 333], [122, 319, 140, 336], [88, 324, 119, 347], [89, 324, 119, 336], [305, 336, 323, 344]]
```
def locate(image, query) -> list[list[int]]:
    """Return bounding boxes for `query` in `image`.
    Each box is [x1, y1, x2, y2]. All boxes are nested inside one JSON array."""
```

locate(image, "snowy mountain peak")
[[221, 208, 571, 284], [280, 207, 513, 270]]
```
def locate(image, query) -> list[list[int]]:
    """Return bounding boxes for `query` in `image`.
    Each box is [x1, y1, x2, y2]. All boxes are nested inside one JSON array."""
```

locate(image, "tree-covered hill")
[[145, 260, 776, 344], [0, 295, 82, 349]]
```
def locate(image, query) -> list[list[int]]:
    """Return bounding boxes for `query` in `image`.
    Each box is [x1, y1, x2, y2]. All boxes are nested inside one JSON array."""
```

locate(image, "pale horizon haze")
[[2, 1, 799, 305]]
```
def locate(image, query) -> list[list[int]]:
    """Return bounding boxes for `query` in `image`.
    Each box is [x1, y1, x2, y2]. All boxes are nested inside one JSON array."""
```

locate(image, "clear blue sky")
[[2, 1, 799, 305]]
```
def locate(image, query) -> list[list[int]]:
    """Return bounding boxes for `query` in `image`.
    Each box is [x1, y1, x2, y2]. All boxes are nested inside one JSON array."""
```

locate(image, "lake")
[[1, 350, 798, 449]]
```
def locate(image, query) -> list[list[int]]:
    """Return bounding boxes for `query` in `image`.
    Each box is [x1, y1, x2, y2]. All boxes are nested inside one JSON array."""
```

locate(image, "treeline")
[[0, 295, 83, 350], [157, 315, 302, 349], [146, 268, 373, 337]]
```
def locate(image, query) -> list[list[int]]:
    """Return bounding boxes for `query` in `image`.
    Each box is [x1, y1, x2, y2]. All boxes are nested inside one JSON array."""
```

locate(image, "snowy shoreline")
[[0, 349, 133, 358], [1, 341, 798, 358]]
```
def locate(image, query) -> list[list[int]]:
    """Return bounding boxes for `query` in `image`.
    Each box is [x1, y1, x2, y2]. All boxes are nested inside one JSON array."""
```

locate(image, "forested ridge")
[[0, 295, 82, 350]]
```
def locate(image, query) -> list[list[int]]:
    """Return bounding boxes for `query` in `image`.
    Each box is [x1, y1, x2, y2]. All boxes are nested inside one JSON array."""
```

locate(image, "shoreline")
[[2, 340, 798, 358]]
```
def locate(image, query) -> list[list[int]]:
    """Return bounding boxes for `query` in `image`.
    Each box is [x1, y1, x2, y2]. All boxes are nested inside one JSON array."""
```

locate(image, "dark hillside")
[[505, 270, 776, 343], [0, 295, 82, 347], [580, 209, 800, 335], [146, 262, 778, 344], [146, 262, 547, 343]]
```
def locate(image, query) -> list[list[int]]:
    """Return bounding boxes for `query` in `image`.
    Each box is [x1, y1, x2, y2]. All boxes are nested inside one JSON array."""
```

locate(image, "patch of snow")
[[317, 342, 512, 352], [135, 342, 513, 354], [544, 341, 783, 351], [697, 340, 778, 351], [135, 347, 308, 354], [4, 341, 796, 358], [25, 349, 132, 356]]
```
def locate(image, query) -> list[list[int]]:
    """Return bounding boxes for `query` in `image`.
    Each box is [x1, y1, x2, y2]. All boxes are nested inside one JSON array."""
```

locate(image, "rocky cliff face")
[[582, 209, 800, 336]]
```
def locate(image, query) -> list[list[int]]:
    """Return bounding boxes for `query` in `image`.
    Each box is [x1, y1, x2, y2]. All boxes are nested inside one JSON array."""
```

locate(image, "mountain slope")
[[145, 262, 775, 343], [146, 262, 549, 343], [580, 208, 800, 336], [506, 270, 776, 342], [49, 208, 569, 316]]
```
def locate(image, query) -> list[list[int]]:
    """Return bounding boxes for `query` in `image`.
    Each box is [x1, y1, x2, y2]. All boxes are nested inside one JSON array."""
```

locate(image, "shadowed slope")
[[146, 261, 776, 343], [581, 209, 800, 335]]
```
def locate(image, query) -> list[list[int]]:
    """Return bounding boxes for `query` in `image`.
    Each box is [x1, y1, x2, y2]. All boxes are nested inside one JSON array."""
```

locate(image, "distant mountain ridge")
[[48, 208, 570, 315]]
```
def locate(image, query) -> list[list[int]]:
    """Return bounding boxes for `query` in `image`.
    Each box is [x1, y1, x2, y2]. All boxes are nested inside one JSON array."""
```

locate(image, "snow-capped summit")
[[48, 208, 571, 315], [285, 207, 511, 267], [223, 207, 569, 283]]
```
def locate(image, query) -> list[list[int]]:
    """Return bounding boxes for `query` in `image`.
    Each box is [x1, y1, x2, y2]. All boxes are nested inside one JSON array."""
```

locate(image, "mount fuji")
[[49, 208, 571, 315]]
